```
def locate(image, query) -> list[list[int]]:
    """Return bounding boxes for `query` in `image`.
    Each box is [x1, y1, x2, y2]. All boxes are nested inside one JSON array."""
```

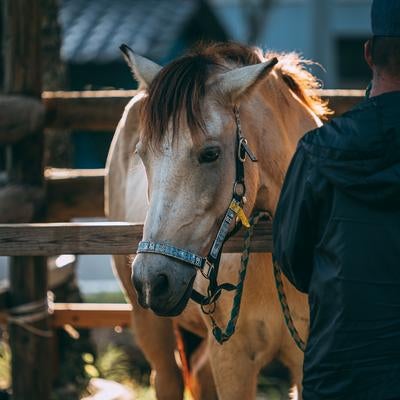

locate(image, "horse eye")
[[199, 147, 221, 163]]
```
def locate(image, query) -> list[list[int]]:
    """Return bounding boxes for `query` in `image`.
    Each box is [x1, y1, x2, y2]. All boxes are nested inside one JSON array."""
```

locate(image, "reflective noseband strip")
[[137, 241, 206, 269]]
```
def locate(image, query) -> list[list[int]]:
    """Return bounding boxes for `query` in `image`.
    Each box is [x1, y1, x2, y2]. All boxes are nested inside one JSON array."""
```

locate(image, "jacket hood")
[[301, 91, 400, 208]]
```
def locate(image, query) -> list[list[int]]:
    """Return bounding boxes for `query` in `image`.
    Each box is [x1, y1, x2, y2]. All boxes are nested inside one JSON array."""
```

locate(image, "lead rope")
[[208, 211, 269, 344], [208, 210, 306, 351], [273, 260, 306, 352]]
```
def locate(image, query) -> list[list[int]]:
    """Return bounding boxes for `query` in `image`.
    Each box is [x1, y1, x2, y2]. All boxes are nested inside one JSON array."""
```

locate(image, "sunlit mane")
[[260, 49, 332, 120], [140, 42, 331, 146]]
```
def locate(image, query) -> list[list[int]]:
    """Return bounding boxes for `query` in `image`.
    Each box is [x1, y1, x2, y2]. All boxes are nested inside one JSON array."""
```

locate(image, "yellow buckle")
[[229, 200, 250, 228]]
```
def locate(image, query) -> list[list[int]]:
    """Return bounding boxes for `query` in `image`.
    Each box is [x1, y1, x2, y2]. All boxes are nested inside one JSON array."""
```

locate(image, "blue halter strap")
[[137, 197, 246, 270], [137, 241, 205, 269]]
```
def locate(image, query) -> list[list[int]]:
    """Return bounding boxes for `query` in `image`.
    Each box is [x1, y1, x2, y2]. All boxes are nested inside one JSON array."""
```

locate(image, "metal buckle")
[[201, 260, 214, 280], [241, 139, 258, 162], [238, 138, 247, 162], [233, 181, 246, 197]]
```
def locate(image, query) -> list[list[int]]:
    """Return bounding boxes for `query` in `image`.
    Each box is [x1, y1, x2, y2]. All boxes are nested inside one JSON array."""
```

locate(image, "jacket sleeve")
[[273, 143, 318, 294]]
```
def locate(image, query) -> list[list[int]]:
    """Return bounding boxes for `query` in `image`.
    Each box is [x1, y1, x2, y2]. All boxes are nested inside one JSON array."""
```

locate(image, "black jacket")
[[273, 91, 400, 400]]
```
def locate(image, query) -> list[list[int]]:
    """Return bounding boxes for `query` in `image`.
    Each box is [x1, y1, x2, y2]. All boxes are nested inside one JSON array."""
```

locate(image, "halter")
[[137, 105, 257, 306]]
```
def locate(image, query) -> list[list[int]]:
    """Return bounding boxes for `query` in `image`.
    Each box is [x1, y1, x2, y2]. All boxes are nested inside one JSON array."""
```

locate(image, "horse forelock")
[[139, 42, 262, 147], [139, 42, 331, 148]]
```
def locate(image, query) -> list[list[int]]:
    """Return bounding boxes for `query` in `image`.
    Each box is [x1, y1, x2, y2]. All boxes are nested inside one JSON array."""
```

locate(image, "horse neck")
[[244, 78, 322, 213]]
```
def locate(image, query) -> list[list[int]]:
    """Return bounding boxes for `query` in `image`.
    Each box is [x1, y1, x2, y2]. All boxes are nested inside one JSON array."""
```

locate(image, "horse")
[[105, 42, 330, 400]]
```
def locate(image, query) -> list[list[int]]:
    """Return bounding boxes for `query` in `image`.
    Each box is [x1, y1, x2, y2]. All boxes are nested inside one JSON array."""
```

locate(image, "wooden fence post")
[[3, 1, 51, 399]]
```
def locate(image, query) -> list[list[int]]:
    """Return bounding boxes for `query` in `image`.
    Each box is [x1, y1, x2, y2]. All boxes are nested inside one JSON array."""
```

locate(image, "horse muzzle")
[[131, 253, 197, 316]]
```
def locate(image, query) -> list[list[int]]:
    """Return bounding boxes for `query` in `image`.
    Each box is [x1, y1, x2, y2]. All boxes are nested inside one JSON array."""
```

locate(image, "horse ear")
[[120, 44, 162, 88], [217, 58, 278, 101]]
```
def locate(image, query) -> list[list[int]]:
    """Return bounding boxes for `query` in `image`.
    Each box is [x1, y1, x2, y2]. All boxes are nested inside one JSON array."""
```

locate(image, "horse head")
[[121, 43, 326, 316]]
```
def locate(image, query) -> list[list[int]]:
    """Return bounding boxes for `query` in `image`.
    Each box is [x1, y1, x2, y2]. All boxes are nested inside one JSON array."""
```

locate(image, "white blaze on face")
[[143, 127, 196, 242], [141, 108, 231, 251]]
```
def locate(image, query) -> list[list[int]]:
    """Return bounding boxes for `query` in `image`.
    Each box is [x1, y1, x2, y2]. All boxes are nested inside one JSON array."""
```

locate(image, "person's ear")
[[364, 39, 373, 69]]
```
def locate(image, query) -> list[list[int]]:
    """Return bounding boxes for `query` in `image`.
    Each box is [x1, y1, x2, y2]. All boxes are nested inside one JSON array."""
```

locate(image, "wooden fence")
[[0, 90, 363, 399], [0, 1, 366, 398]]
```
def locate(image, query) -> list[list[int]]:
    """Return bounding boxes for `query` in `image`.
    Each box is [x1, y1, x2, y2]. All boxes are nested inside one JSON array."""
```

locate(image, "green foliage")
[[89, 344, 158, 399], [83, 291, 126, 304], [95, 345, 132, 382]]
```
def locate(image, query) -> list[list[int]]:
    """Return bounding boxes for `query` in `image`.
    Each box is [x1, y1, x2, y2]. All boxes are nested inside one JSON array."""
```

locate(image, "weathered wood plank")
[[43, 90, 136, 131], [42, 89, 365, 132], [3, 2, 42, 96], [51, 303, 133, 328], [8, 256, 50, 400], [3, 1, 51, 398], [0, 95, 46, 143], [0, 303, 133, 328], [0, 221, 272, 256], [45, 168, 105, 221]]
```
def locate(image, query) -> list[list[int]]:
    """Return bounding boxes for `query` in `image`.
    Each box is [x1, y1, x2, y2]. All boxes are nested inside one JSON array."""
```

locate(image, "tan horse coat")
[[105, 46, 329, 400]]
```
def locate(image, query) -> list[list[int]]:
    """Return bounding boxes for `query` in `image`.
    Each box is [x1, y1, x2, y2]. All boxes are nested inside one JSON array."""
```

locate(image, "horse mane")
[[140, 42, 331, 146], [261, 49, 332, 120]]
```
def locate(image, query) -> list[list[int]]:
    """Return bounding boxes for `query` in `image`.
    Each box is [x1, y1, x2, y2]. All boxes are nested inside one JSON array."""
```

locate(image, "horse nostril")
[[152, 274, 169, 297]]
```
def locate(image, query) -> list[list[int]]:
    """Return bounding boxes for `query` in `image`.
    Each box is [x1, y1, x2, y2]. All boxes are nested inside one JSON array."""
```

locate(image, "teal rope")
[[273, 260, 306, 352], [211, 211, 268, 344], [210, 210, 306, 352]]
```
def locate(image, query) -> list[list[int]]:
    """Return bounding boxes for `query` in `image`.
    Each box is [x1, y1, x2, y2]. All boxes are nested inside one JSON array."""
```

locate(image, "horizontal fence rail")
[[0, 221, 273, 256], [51, 303, 133, 328], [42, 90, 137, 131], [0, 303, 133, 328], [41, 89, 365, 132]]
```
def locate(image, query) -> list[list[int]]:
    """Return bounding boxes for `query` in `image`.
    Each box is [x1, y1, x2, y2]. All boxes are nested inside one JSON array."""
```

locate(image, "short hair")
[[370, 36, 400, 77]]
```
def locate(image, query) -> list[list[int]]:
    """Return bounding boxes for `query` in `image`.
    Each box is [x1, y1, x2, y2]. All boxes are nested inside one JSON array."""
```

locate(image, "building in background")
[[210, 0, 373, 89], [59, 0, 227, 90], [58, 0, 228, 167]]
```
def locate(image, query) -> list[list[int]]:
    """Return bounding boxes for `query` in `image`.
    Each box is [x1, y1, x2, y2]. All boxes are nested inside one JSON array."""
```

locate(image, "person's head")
[[364, 0, 400, 81]]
